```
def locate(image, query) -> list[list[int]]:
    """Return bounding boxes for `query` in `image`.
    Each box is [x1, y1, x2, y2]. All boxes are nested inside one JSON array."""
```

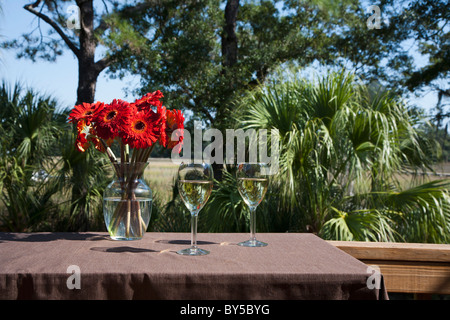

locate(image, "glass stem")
[[191, 213, 198, 250], [249, 206, 257, 242]]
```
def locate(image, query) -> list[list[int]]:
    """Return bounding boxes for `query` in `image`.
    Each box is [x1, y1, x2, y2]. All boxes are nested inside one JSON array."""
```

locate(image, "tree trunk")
[[214, 0, 240, 181], [75, 0, 97, 105], [71, 0, 99, 231], [222, 0, 239, 68], [76, 62, 98, 105]]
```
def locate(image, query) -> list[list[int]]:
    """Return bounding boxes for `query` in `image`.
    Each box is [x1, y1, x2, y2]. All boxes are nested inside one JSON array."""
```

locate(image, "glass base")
[[110, 236, 143, 241], [177, 247, 210, 256], [238, 239, 268, 247]]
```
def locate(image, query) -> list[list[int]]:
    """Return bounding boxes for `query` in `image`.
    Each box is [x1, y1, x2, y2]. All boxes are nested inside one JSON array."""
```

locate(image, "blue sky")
[[0, 0, 440, 115], [0, 0, 140, 110]]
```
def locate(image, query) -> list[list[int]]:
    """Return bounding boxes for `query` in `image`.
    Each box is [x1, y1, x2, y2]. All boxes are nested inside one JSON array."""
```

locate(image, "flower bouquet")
[[68, 90, 184, 240]]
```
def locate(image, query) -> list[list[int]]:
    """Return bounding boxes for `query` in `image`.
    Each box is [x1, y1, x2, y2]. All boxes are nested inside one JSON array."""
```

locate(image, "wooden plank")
[[327, 241, 450, 294], [362, 260, 450, 294], [328, 241, 450, 263]]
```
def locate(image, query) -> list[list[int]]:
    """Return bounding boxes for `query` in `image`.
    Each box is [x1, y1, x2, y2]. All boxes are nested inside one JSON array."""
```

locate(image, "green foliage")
[[149, 177, 191, 233], [3, 0, 448, 121], [3, 0, 447, 127], [235, 69, 450, 243], [390, 0, 450, 91], [0, 81, 64, 230], [0, 82, 62, 164], [110, 0, 404, 129], [202, 168, 248, 233], [1, 1, 448, 242], [153, 68, 448, 243], [55, 128, 111, 231], [0, 81, 109, 231]]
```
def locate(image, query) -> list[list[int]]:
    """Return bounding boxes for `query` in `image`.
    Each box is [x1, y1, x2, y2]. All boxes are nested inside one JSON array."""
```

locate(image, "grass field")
[[432, 162, 450, 176], [144, 158, 179, 202], [1, 158, 448, 210], [144, 159, 450, 203]]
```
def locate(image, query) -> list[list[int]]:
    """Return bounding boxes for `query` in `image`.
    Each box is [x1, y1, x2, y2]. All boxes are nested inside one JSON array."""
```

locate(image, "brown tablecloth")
[[0, 232, 388, 300]]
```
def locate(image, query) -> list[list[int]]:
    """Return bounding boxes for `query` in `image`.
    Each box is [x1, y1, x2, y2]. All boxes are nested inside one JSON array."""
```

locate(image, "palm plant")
[[149, 174, 192, 232], [0, 81, 110, 232], [202, 168, 249, 233], [0, 81, 64, 231], [54, 127, 111, 231], [237, 69, 449, 243]]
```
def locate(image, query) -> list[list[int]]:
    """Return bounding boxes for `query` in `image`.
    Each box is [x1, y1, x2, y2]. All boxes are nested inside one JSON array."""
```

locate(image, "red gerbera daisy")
[[121, 108, 162, 149], [134, 90, 164, 111], [155, 105, 167, 144], [163, 109, 184, 153], [76, 118, 88, 135], [69, 102, 103, 124], [93, 99, 131, 140], [76, 133, 90, 153]]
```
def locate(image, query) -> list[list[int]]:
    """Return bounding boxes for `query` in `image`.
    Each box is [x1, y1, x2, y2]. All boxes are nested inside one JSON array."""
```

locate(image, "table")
[[0, 232, 388, 300]]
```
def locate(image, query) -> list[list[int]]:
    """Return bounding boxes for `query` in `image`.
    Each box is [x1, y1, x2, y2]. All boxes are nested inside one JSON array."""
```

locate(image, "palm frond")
[[236, 68, 449, 242], [321, 207, 401, 242]]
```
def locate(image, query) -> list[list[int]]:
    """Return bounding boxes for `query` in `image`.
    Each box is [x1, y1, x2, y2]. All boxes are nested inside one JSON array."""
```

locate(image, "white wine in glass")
[[177, 162, 213, 255], [178, 180, 213, 213], [236, 163, 269, 247]]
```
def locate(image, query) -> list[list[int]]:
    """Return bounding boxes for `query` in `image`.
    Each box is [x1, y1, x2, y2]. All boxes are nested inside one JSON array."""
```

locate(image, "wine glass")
[[236, 163, 270, 247], [177, 162, 214, 255]]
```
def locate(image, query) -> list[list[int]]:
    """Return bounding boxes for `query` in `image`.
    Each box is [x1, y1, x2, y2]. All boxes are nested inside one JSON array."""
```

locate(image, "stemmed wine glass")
[[236, 163, 270, 247], [177, 162, 214, 255]]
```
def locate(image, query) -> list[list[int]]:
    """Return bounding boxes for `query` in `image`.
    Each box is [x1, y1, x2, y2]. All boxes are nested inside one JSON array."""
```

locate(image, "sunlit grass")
[[144, 158, 179, 202]]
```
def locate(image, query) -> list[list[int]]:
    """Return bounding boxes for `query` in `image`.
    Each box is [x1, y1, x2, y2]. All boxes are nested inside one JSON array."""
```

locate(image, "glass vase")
[[103, 162, 152, 240]]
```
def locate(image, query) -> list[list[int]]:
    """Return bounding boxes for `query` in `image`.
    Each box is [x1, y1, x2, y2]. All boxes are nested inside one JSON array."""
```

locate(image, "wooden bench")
[[328, 241, 450, 298]]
